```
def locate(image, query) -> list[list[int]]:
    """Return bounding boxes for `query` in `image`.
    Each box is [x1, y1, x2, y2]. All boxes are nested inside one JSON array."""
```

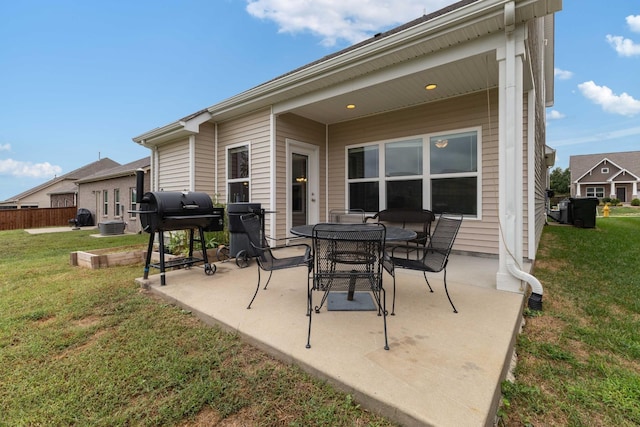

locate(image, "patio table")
[[290, 223, 416, 242], [291, 223, 416, 311]]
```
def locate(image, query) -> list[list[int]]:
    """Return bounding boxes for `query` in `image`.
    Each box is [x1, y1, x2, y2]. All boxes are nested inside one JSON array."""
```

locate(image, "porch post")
[[610, 182, 616, 198], [496, 16, 526, 293], [575, 183, 581, 197], [633, 181, 638, 199]]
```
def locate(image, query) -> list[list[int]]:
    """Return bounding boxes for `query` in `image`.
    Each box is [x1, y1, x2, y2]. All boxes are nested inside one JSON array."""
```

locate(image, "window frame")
[[226, 142, 251, 203], [345, 127, 481, 219], [129, 187, 137, 218], [586, 186, 605, 198], [114, 188, 121, 217], [102, 190, 108, 216]]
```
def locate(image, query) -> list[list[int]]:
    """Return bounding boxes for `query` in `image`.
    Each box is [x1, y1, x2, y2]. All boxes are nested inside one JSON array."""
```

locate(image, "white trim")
[[225, 142, 251, 203], [574, 157, 627, 183], [286, 139, 320, 234], [214, 123, 219, 196], [189, 135, 195, 191], [269, 109, 276, 238], [527, 89, 535, 261]]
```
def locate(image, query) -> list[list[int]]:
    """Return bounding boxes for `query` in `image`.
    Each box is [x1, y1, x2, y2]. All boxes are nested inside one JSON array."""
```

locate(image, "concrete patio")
[[136, 250, 525, 427]]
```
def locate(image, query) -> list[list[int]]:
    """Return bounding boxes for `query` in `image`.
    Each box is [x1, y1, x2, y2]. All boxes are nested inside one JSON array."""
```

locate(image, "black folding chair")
[[307, 223, 389, 350], [240, 213, 313, 309], [385, 213, 463, 315]]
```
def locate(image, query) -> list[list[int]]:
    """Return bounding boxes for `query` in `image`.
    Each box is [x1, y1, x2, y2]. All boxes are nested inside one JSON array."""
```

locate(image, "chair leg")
[[306, 282, 313, 348], [263, 270, 274, 290], [381, 287, 389, 350], [390, 270, 397, 316], [443, 268, 458, 313], [423, 272, 434, 293], [247, 266, 262, 309]]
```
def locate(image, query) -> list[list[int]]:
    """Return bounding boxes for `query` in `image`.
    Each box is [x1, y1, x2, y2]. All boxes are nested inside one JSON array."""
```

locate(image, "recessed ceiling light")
[[425, 83, 437, 90], [346, 104, 356, 109]]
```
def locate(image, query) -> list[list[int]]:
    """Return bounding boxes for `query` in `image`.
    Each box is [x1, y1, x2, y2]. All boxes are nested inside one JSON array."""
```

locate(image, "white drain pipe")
[[502, 1, 543, 309]]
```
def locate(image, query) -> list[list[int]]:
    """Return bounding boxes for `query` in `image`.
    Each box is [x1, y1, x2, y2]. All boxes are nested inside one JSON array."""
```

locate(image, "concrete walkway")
[[137, 251, 524, 427]]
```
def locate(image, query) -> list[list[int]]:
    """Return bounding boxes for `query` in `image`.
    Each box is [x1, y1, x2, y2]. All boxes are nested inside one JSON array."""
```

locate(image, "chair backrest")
[[312, 223, 386, 292], [368, 208, 435, 244], [329, 209, 365, 224], [423, 213, 463, 272], [240, 213, 271, 264]]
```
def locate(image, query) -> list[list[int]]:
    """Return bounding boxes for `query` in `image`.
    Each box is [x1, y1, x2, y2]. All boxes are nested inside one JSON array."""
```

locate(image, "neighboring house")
[[0, 158, 120, 209], [133, 0, 562, 295], [569, 151, 640, 203], [76, 157, 151, 233]]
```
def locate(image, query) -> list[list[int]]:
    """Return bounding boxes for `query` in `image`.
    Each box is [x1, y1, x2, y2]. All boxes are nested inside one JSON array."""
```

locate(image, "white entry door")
[[287, 140, 319, 230]]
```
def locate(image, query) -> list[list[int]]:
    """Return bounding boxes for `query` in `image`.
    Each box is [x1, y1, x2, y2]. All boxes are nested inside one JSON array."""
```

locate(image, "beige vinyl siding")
[[328, 90, 501, 255], [194, 122, 216, 195], [275, 113, 326, 237], [158, 139, 190, 191], [217, 108, 272, 216]]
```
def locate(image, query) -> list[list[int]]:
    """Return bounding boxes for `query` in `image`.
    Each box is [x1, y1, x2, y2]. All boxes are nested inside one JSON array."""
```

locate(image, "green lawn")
[[501, 216, 640, 426], [0, 229, 393, 426]]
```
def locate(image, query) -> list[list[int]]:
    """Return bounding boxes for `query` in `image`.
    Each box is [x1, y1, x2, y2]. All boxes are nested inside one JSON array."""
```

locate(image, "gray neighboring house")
[[0, 158, 120, 209], [76, 157, 151, 233], [570, 151, 640, 202]]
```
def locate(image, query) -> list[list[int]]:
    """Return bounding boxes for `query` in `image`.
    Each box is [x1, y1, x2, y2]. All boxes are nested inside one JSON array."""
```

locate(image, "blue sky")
[[1, 0, 638, 201]]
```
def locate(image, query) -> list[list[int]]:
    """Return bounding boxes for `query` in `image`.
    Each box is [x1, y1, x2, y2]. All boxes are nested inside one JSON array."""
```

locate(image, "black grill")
[[134, 184, 224, 286]]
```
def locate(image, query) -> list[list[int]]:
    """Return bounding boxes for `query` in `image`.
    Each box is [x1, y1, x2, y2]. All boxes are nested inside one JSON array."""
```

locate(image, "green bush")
[[631, 198, 640, 206], [610, 198, 621, 206]]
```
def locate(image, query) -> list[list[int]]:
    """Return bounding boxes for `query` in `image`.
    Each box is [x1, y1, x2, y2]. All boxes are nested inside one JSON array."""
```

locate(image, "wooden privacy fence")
[[0, 207, 79, 231]]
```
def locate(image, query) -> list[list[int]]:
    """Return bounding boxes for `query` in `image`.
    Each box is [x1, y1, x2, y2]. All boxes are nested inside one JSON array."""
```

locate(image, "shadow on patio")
[[136, 251, 524, 427]]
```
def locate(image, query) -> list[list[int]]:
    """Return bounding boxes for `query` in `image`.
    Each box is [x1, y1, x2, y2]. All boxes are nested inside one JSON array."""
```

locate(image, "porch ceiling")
[[285, 52, 501, 125]]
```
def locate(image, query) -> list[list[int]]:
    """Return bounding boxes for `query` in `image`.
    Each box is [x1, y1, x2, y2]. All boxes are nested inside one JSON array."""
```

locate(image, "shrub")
[[631, 198, 640, 206], [602, 197, 612, 204], [610, 198, 621, 206]]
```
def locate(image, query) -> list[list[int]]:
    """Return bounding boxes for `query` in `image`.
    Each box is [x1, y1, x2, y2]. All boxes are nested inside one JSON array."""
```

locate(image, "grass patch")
[[501, 217, 640, 426], [0, 229, 394, 426]]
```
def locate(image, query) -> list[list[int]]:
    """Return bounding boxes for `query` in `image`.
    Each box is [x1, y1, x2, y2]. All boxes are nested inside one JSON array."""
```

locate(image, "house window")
[[103, 190, 108, 215], [346, 129, 480, 217], [227, 144, 250, 202], [601, 167, 609, 174], [586, 187, 605, 198], [130, 187, 137, 218], [429, 131, 478, 215], [114, 189, 121, 217]]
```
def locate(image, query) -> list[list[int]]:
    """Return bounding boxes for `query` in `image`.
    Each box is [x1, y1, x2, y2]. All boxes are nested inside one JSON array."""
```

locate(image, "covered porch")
[[137, 251, 525, 426]]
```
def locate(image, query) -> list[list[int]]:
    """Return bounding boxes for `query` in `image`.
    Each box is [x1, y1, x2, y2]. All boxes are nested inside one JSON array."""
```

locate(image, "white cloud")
[[0, 158, 62, 178], [554, 68, 573, 80], [550, 125, 640, 148], [606, 34, 640, 57], [0, 143, 11, 152], [627, 15, 640, 32], [546, 110, 565, 120], [246, 0, 452, 46], [578, 81, 640, 116]]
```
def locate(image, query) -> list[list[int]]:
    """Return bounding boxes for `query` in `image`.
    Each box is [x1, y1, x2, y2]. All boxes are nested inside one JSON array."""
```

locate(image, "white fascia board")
[[574, 157, 625, 183], [133, 111, 212, 146], [608, 168, 640, 182]]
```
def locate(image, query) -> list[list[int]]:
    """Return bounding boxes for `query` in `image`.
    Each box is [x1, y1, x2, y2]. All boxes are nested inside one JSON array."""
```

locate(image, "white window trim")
[[225, 141, 251, 203], [601, 167, 609, 174], [345, 127, 482, 219]]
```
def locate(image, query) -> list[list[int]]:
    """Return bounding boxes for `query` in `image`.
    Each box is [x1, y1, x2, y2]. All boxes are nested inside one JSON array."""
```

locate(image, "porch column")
[[575, 183, 581, 197], [633, 181, 638, 199], [496, 13, 526, 293], [610, 182, 616, 198]]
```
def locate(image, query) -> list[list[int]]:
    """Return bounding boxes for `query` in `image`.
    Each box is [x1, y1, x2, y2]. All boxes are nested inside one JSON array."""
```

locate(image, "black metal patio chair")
[[329, 208, 365, 223], [385, 213, 463, 315], [366, 208, 436, 257], [307, 222, 389, 350], [240, 213, 313, 309]]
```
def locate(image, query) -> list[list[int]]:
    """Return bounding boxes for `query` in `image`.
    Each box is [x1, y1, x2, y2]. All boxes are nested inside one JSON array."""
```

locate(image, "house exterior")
[[570, 151, 640, 203], [75, 157, 151, 233], [133, 0, 562, 297], [0, 158, 120, 209]]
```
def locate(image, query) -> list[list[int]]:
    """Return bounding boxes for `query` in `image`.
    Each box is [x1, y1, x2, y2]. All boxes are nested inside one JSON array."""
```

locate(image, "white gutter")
[[502, 1, 543, 309]]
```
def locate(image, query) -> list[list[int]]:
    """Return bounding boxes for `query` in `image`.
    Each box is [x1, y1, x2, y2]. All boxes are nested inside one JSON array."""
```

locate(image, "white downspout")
[[500, 1, 543, 309]]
